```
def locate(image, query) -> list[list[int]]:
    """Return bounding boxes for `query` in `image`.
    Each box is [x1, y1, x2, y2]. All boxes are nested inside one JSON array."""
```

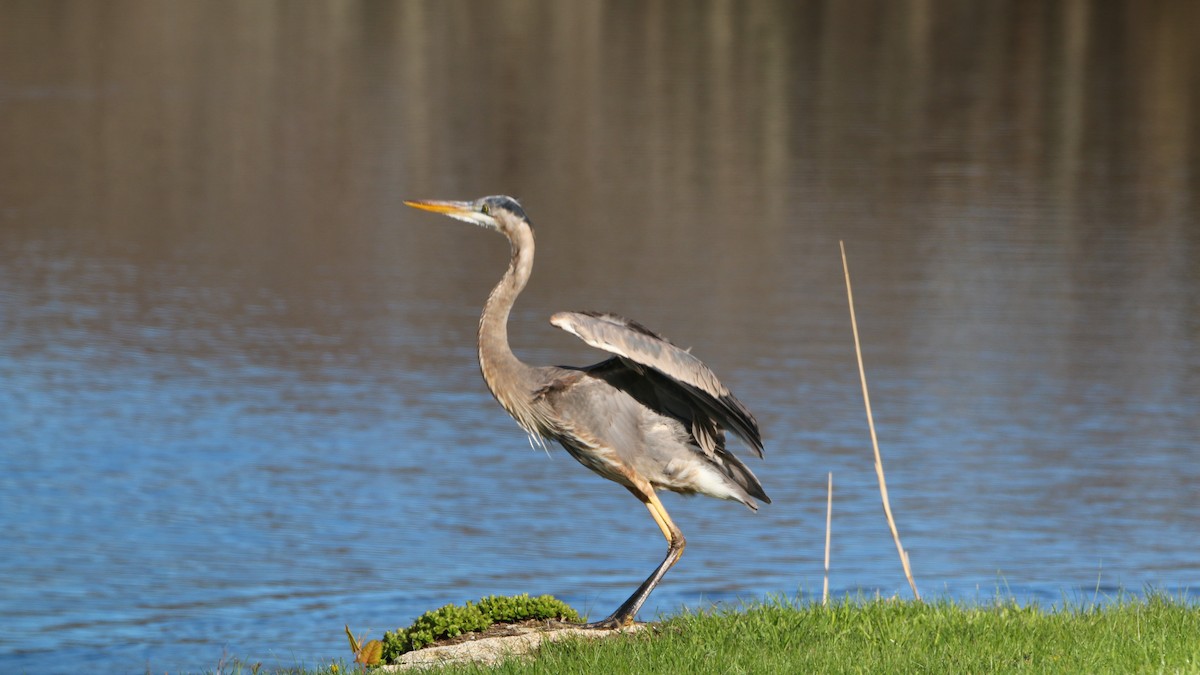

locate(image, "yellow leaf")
[[356, 639, 383, 666], [345, 624, 361, 654]]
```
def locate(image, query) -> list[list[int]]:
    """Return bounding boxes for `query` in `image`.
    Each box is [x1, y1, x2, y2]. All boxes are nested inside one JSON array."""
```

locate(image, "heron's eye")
[[480, 203, 490, 215]]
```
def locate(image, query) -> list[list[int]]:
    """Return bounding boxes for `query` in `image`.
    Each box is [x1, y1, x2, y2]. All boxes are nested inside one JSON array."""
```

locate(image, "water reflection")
[[1, 1, 1197, 673]]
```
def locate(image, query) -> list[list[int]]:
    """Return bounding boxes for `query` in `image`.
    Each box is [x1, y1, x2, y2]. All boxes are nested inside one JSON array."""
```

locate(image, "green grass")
[[218, 593, 1200, 674], [396, 593, 1200, 674]]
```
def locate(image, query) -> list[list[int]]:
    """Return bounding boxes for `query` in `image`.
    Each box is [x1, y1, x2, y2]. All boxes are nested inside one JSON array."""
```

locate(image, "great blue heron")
[[404, 195, 769, 628]]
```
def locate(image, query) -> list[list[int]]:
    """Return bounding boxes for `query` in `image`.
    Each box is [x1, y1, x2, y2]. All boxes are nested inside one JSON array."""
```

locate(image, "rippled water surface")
[[2, 2, 1198, 672]]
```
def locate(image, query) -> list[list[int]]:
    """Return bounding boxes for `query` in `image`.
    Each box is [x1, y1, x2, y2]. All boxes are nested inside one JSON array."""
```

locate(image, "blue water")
[[3, 2, 1199, 673]]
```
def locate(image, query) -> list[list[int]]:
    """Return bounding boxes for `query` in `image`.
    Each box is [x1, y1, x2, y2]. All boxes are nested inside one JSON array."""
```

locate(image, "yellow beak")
[[403, 199, 475, 216]]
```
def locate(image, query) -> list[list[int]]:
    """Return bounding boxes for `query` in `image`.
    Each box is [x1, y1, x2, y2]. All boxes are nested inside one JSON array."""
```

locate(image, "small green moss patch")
[[380, 594, 581, 662]]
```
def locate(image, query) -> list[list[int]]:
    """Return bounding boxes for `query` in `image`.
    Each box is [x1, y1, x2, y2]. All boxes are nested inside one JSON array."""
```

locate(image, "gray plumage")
[[405, 195, 769, 628]]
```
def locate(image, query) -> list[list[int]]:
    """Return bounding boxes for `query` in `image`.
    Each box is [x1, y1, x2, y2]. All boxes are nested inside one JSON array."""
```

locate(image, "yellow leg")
[[586, 485, 687, 629], [644, 491, 685, 566]]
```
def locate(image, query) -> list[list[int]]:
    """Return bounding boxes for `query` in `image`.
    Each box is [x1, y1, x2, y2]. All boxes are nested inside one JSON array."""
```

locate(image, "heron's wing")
[[549, 310, 763, 457]]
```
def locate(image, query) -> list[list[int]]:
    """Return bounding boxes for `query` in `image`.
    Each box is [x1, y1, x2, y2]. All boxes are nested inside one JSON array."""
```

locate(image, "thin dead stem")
[[839, 241, 921, 601], [823, 472, 833, 606]]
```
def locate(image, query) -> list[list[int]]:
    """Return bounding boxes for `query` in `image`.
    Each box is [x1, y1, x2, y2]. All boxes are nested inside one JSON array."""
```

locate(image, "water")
[[2, 1, 1198, 672]]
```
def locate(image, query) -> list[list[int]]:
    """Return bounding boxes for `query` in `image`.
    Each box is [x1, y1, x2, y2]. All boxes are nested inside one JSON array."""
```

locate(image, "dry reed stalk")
[[823, 472, 833, 606], [839, 241, 921, 601]]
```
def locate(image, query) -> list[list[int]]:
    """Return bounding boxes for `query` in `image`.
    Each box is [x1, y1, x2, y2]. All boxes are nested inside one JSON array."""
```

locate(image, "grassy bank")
[[244, 594, 1200, 674], [444, 595, 1198, 674]]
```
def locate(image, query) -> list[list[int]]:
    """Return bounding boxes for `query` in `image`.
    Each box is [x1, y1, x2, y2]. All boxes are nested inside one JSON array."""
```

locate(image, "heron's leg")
[[586, 488, 685, 629]]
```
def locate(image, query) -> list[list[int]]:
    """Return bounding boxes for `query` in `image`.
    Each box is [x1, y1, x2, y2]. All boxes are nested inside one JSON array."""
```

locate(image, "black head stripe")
[[484, 195, 529, 223]]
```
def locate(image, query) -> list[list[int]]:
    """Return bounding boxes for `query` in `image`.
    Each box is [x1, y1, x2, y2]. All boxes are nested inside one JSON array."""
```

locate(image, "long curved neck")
[[478, 222, 538, 420]]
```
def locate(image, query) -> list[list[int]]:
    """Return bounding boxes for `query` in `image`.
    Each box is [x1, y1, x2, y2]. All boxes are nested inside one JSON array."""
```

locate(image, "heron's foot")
[[584, 613, 636, 630]]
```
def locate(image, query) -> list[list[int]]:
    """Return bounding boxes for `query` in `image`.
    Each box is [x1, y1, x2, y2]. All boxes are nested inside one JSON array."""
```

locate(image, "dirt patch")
[[378, 620, 649, 671]]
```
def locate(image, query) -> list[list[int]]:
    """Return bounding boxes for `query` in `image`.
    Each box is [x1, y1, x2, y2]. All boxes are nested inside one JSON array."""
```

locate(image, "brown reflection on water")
[[2, 2, 1195, 314]]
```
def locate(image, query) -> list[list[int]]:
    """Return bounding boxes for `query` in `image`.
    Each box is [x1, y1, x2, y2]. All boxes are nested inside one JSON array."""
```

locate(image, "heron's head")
[[403, 195, 531, 237]]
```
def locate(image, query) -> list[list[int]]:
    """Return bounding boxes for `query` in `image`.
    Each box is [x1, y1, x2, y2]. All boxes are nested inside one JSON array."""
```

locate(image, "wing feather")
[[550, 310, 764, 457]]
